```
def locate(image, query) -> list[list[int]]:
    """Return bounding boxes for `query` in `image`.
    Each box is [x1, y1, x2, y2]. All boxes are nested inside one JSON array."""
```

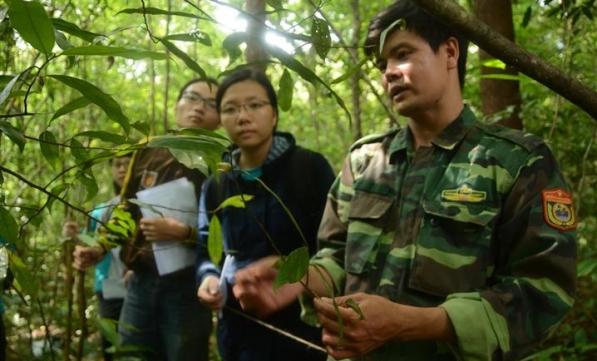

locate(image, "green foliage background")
[[0, 0, 595, 360]]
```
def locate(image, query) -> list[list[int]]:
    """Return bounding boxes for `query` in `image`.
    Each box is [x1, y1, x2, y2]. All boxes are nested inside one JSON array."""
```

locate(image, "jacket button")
[[429, 217, 440, 226]]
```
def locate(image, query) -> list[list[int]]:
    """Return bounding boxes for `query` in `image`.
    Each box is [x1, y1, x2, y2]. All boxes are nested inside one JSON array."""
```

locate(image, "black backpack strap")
[[287, 146, 318, 220], [205, 172, 229, 218]]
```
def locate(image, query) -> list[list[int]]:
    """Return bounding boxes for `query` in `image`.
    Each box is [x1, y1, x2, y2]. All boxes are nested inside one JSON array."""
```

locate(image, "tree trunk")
[[350, 0, 362, 140], [475, 0, 522, 129], [411, 0, 597, 121], [245, 0, 268, 73]]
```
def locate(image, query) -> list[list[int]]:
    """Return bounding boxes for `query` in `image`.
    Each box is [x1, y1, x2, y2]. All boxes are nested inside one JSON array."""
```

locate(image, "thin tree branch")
[[412, 0, 597, 120]]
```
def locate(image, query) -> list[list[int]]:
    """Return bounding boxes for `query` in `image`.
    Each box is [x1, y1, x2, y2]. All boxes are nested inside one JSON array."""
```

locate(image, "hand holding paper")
[[135, 177, 198, 276], [139, 217, 188, 242]]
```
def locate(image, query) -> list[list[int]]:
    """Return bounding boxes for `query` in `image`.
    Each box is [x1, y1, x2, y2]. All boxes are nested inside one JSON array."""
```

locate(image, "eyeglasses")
[[181, 91, 217, 111], [220, 101, 271, 118]]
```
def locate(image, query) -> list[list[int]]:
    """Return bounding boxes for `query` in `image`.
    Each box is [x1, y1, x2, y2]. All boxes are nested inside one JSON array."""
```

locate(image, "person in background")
[[63, 153, 131, 361], [99, 78, 220, 361], [196, 69, 334, 361], [230, 1, 578, 360]]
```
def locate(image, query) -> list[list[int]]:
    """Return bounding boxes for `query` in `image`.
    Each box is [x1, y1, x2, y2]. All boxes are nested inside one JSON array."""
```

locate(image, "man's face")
[[175, 81, 220, 130], [378, 29, 452, 118]]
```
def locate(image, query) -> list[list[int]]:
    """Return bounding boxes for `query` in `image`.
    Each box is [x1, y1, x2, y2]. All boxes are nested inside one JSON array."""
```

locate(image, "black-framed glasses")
[[220, 101, 271, 118], [181, 91, 217, 111]]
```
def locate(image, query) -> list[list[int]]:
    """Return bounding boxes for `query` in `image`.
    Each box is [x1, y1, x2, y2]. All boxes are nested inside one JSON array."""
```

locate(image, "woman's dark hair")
[[364, 0, 468, 89], [177, 77, 219, 101], [215, 69, 279, 123]]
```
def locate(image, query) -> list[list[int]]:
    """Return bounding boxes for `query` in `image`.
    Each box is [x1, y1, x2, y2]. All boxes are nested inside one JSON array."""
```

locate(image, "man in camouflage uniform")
[[232, 1, 577, 360]]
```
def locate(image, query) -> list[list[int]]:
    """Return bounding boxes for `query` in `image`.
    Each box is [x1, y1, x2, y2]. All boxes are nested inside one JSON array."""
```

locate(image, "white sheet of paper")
[[136, 177, 198, 276], [217, 254, 235, 317], [102, 278, 127, 299]]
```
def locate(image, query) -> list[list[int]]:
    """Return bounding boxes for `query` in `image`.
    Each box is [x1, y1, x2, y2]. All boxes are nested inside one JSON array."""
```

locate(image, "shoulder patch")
[[482, 123, 544, 152], [542, 188, 577, 231]]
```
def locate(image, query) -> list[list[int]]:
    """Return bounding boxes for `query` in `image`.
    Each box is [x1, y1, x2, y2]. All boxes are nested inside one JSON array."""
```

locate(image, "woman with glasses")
[[196, 68, 333, 361]]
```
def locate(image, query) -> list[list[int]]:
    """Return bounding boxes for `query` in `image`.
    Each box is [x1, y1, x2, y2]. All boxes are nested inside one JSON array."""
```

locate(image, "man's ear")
[[444, 37, 459, 70]]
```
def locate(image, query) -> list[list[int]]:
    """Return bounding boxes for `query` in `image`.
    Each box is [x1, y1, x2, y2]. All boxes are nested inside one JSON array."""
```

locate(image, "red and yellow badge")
[[542, 188, 577, 231]]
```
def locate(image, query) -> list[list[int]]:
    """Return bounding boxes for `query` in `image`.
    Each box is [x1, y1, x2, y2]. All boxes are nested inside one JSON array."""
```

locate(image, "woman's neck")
[[238, 137, 273, 169]]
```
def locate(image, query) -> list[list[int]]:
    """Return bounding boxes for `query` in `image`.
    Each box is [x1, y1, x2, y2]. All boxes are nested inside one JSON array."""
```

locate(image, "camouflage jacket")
[[307, 106, 577, 361]]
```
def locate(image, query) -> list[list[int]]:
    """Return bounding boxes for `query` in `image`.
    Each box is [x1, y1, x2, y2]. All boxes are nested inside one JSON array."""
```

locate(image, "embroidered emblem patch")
[[441, 184, 486, 203], [140, 170, 158, 189], [542, 188, 576, 230]]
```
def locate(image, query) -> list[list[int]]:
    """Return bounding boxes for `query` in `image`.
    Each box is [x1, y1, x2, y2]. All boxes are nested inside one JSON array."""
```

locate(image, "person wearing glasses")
[[100, 78, 220, 361], [196, 69, 333, 361]]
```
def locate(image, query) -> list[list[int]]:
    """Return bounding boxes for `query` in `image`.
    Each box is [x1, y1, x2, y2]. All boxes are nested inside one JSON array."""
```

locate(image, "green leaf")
[[265, 44, 351, 122], [163, 31, 212, 47], [481, 58, 506, 69], [69, 138, 90, 165], [331, 57, 369, 85], [0, 207, 18, 244], [479, 74, 521, 81], [9, 251, 39, 299], [273, 247, 309, 291], [0, 171, 3, 186], [106, 207, 136, 238], [207, 215, 223, 265], [147, 134, 228, 175], [156, 38, 206, 78], [75, 130, 127, 144], [311, 17, 331, 60], [51, 18, 104, 43], [39, 130, 60, 170], [49, 75, 130, 134], [0, 73, 20, 108], [95, 318, 119, 346], [521, 6, 532, 28], [131, 121, 151, 136], [54, 29, 73, 50], [214, 194, 254, 213], [19, 203, 43, 227], [49, 183, 70, 198], [266, 0, 284, 10], [117, 7, 211, 21], [61, 45, 168, 60], [169, 127, 231, 144], [79, 171, 98, 202], [76, 233, 97, 247], [278, 69, 293, 112], [51, 97, 91, 122], [0, 121, 26, 151], [222, 32, 247, 65], [8, 0, 55, 55], [577, 259, 597, 277], [344, 298, 365, 320]]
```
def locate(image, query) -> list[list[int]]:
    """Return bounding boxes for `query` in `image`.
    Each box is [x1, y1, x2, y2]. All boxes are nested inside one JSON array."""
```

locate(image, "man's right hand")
[[73, 245, 105, 271]]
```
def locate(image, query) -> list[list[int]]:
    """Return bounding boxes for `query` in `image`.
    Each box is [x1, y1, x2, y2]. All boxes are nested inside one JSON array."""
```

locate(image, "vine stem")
[[224, 305, 327, 354]]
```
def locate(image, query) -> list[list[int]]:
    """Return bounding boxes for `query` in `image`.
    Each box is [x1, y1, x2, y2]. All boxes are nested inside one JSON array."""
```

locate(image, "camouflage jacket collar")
[[388, 105, 477, 156]]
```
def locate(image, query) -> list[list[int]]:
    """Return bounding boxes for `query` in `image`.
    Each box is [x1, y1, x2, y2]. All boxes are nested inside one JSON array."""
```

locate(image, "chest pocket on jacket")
[[409, 201, 499, 297], [345, 192, 394, 275]]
